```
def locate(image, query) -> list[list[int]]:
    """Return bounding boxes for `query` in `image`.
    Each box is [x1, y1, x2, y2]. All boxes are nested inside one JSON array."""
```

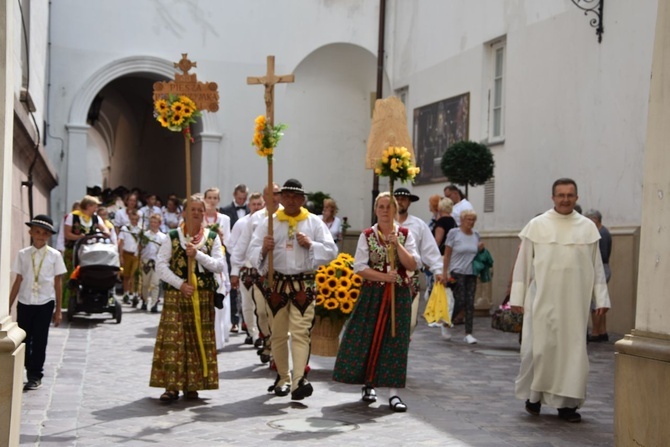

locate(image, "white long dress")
[[510, 209, 610, 408]]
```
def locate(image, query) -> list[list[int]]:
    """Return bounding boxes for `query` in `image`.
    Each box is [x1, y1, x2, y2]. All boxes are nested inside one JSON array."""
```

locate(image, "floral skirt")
[[150, 289, 219, 391], [332, 283, 412, 388]]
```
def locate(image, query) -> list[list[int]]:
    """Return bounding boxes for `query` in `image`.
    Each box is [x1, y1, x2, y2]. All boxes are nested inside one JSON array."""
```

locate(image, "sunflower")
[[179, 95, 196, 109], [339, 265, 352, 276], [324, 298, 339, 311], [351, 275, 363, 287], [319, 284, 332, 297], [348, 288, 360, 302], [315, 294, 325, 306], [317, 265, 327, 274], [326, 277, 339, 290], [331, 260, 344, 269], [154, 99, 169, 114], [157, 115, 169, 128], [325, 266, 336, 277], [170, 113, 185, 127], [338, 276, 352, 290], [315, 273, 327, 285], [340, 299, 354, 314], [182, 105, 194, 117], [335, 287, 348, 301], [171, 101, 185, 113]]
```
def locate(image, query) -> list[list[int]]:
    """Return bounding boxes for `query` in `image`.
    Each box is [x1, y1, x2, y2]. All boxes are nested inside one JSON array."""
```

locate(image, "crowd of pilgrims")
[[58, 182, 475, 413]]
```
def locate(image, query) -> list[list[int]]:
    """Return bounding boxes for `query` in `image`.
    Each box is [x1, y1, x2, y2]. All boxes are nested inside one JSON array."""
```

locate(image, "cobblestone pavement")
[[19, 300, 616, 447]]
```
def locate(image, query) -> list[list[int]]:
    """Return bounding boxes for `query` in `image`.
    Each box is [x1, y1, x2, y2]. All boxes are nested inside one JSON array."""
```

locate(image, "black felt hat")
[[281, 179, 306, 195], [394, 187, 419, 202], [25, 214, 57, 234]]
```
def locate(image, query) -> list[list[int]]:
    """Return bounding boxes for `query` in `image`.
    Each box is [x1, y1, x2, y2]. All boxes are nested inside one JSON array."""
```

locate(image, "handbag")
[[423, 282, 452, 326], [491, 295, 523, 333]]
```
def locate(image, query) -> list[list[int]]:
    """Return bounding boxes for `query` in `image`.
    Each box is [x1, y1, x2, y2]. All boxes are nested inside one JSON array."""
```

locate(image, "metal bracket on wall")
[[571, 0, 604, 43]]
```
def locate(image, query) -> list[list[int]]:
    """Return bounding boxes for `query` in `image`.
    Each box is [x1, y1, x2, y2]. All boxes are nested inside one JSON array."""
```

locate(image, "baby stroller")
[[67, 233, 122, 323]]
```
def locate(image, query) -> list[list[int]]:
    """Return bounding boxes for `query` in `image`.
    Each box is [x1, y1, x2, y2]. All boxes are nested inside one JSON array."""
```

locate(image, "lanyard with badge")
[[31, 248, 47, 296]]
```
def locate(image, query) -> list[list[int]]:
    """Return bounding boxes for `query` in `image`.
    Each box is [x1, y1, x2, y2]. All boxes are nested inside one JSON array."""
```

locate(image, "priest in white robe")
[[510, 178, 610, 423]]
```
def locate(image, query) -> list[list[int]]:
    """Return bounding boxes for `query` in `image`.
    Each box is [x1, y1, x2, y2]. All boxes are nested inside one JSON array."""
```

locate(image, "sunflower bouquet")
[[153, 94, 202, 133], [374, 146, 420, 183], [252, 115, 287, 158], [315, 253, 362, 321]]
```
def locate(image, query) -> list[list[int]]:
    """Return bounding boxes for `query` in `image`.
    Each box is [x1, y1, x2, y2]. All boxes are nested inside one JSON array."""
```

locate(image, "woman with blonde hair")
[[319, 198, 342, 243], [334, 192, 420, 412]]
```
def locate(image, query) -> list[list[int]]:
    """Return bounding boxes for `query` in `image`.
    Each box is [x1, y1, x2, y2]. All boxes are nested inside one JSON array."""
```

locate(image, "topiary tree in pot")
[[440, 140, 495, 197]]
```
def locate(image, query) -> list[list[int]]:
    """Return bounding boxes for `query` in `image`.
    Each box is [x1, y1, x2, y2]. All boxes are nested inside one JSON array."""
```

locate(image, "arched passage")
[[64, 56, 221, 206]]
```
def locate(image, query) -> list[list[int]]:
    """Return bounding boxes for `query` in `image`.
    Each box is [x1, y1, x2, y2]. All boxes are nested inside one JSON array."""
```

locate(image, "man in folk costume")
[[510, 178, 610, 423], [228, 192, 266, 347], [393, 187, 444, 333], [232, 183, 282, 364], [249, 179, 338, 400]]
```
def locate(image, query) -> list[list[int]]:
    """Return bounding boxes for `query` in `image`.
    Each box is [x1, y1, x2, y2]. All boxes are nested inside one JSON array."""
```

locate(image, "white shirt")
[[162, 210, 181, 233], [230, 207, 282, 276], [248, 212, 338, 275], [113, 208, 138, 229], [204, 212, 232, 250], [397, 214, 443, 274], [318, 215, 342, 242], [156, 227, 225, 290], [13, 245, 67, 305], [139, 205, 162, 229], [452, 198, 474, 226], [140, 229, 168, 262], [118, 225, 141, 255]]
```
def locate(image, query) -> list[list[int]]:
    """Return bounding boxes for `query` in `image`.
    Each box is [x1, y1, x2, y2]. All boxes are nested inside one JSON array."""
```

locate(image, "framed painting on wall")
[[412, 92, 470, 185]]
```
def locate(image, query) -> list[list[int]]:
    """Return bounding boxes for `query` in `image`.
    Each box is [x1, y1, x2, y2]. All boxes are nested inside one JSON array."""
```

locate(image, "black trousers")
[[17, 301, 55, 381]]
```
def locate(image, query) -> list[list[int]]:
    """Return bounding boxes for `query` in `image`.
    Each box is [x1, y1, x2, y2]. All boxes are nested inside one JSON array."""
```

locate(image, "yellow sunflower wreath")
[[315, 252, 360, 320]]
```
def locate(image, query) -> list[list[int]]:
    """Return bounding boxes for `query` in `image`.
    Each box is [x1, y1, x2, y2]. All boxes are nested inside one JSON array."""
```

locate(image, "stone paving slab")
[[19, 300, 617, 446]]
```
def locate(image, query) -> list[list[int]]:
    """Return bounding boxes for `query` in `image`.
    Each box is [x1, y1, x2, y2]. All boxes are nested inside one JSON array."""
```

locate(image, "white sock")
[[389, 387, 399, 399]]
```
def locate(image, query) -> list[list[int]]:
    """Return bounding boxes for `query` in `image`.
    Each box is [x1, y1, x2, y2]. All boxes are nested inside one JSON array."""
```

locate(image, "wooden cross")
[[247, 55, 295, 126], [247, 55, 294, 284]]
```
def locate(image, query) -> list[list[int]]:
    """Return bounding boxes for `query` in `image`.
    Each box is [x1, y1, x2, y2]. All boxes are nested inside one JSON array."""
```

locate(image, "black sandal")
[[361, 386, 377, 403], [184, 390, 199, 400], [159, 390, 179, 402], [389, 395, 407, 412]]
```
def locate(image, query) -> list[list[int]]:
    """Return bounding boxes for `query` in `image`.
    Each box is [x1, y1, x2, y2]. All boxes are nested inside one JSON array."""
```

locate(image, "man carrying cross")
[[248, 179, 337, 400]]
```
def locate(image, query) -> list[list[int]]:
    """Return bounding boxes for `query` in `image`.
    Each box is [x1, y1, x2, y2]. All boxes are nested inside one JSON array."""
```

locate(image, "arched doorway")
[[63, 56, 220, 209]]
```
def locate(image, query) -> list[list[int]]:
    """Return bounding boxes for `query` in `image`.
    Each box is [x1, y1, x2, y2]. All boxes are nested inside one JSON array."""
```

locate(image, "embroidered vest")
[[165, 229, 218, 292], [65, 214, 100, 249]]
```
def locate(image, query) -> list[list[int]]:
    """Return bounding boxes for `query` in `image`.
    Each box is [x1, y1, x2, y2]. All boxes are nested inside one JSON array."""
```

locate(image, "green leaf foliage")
[[440, 141, 495, 187], [307, 191, 331, 215]]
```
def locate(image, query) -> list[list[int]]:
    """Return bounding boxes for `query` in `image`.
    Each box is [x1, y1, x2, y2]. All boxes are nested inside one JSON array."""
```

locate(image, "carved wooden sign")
[[153, 54, 219, 112]]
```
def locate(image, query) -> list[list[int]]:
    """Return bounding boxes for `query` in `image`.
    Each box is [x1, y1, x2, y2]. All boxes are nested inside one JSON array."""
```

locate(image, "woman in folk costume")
[[333, 192, 419, 412], [151, 194, 225, 402]]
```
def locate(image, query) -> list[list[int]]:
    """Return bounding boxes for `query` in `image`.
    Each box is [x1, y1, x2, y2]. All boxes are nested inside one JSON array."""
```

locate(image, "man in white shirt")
[[227, 192, 265, 345], [394, 188, 444, 334], [249, 179, 338, 401], [139, 213, 168, 312]]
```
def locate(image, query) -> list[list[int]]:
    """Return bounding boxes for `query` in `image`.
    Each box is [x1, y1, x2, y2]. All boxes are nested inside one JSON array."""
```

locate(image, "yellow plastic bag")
[[423, 282, 452, 326]]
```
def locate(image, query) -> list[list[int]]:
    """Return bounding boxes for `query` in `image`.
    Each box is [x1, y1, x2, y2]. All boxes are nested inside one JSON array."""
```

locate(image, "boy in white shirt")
[[10, 215, 67, 391], [118, 210, 141, 305], [139, 214, 168, 312], [138, 193, 162, 230]]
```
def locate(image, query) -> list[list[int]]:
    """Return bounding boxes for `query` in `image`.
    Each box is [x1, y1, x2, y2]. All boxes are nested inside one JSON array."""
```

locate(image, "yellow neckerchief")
[[276, 207, 309, 239], [72, 210, 92, 225]]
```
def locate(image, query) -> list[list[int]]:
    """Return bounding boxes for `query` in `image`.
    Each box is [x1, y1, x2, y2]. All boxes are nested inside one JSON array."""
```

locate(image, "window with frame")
[[489, 40, 506, 142]]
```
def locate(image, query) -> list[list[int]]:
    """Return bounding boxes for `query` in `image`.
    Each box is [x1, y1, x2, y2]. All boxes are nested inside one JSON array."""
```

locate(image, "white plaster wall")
[[47, 0, 382, 228], [386, 0, 657, 230], [47, 0, 658, 232]]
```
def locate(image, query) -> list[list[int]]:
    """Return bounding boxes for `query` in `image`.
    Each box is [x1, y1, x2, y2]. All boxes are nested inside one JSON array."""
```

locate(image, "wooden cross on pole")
[[247, 55, 294, 283]]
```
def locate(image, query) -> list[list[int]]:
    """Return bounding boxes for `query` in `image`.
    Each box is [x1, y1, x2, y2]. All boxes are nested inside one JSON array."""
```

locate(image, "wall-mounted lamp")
[[571, 0, 604, 43]]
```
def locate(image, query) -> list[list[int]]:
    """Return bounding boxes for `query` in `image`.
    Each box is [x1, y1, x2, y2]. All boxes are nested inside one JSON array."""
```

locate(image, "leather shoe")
[[290, 379, 313, 401], [558, 407, 581, 422], [274, 383, 290, 397], [361, 386, 377, 403], [525, 399, 541, 415]]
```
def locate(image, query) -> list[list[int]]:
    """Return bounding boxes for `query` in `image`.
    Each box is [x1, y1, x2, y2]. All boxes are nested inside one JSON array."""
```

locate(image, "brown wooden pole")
[[185, 133, 194, 279], [266, 56, 275, 286], [389, 177, 396, 337]]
